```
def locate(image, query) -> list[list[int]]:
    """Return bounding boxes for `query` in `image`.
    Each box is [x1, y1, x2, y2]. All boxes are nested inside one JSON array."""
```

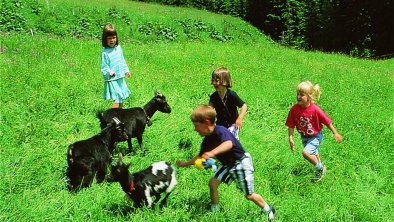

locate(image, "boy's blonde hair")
[[211, 67, 233, 88], [297, 81, 321, 101], [191, 105, 216, 124], [102, 24, 118, 47]]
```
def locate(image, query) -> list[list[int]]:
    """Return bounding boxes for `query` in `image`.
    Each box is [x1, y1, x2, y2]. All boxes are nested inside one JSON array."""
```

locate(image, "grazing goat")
[[66, 117, 128, 192], [97, 91, 171, 153], [107, 153, 177, 208]]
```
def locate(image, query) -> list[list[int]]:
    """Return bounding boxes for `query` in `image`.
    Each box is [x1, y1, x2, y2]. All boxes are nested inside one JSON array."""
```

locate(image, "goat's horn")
[[112, 117, 121, 125], [155, 90, 162, 96]]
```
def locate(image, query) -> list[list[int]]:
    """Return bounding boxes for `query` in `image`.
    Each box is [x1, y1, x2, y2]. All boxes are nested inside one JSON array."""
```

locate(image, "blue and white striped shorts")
[[213, 153, 255, 195]]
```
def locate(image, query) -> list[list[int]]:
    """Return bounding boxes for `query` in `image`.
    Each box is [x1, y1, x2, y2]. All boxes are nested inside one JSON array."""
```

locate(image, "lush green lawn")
[[1, 1, 393, 221]]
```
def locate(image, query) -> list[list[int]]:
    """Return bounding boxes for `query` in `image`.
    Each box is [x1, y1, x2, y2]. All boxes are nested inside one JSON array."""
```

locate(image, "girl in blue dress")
[[100, 24, 131, 108]]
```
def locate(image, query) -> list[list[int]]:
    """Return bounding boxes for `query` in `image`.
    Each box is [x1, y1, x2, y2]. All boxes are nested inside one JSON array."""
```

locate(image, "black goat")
[[66, 117, 128, 192], [107, 153, 177, 208], [97, 91, 171, 153]]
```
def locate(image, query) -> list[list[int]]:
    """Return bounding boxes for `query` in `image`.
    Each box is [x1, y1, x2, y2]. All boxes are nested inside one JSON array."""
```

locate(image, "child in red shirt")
[[286, 81, 343, 182]]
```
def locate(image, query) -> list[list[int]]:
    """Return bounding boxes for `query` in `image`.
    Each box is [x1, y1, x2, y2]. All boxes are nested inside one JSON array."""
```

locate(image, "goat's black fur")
[[107, 153, 177, 208], [97, 91, 171, 153], [66, 118, 128, 192]]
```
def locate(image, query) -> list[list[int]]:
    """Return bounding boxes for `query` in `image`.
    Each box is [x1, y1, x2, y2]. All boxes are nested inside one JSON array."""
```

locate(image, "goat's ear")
[[118, 152, 123, 161], [67, 147, 74, 164], [155, 89, 163, 96], [68, 148, 73, 156]]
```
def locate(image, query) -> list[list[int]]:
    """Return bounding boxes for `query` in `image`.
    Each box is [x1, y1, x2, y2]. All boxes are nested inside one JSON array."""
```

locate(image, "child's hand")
[[334, 133, 343, 142], [109, 71, 115, 77], [126, 72, 131, 78], [202, 151, 214, 160], [235, 118, 243, 128]]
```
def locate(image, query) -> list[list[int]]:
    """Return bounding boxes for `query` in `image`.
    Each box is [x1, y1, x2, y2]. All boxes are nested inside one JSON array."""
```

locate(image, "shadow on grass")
[[183, 196, 209, 212], [104, 202, 136, 217], [103, 195, 180, 217], [289, 163, 311, 176]]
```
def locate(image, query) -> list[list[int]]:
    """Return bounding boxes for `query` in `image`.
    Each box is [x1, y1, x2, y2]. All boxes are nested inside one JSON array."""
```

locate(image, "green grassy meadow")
[[1, 0, 393, 221]]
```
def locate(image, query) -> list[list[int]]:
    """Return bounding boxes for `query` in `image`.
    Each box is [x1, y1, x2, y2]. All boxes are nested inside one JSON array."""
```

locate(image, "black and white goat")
[[107, 153, 177, 208], [97, 91, 171, 153], [66, 117, 128, 192]]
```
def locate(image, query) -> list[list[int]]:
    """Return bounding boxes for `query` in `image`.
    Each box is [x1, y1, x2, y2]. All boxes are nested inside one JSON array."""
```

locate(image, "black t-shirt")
[[209, 89, 245, 128], [199, 125, 245, 166]]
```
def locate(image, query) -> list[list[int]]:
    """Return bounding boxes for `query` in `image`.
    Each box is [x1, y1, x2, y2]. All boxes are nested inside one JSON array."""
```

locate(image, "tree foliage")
[[136, 0, 394, 58]]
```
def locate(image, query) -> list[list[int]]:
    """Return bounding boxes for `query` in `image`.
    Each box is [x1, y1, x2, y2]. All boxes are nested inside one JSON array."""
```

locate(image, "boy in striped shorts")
[[176, 105, 276, 221]]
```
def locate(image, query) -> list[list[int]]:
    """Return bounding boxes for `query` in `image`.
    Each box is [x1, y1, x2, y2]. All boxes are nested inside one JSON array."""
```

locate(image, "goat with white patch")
[[107, 153, 177, 208]]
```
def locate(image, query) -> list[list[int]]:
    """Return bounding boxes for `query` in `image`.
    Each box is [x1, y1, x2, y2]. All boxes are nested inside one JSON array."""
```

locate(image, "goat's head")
[[107, 153, 130, 182], [154, 90, 172, 113], [67, 163, 91, 192], [110, 117, 129, 141], [66, 146, 91, 192]]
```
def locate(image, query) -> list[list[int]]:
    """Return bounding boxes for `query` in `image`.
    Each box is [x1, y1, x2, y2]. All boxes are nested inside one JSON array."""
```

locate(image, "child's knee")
[[245, 193, 255, 201], [302, 150, 310, 158]]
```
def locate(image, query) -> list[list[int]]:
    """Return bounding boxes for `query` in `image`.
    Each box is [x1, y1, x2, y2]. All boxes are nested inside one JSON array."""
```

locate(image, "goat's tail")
[[96, 110, 106, 129]]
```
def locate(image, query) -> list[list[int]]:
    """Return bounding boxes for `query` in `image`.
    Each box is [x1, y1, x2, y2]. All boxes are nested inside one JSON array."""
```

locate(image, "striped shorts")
[[213, 153, 255, 195]]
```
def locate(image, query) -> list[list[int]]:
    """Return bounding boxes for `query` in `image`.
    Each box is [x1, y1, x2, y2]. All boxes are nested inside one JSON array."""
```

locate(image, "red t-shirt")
[[285, 103, 332, 137]]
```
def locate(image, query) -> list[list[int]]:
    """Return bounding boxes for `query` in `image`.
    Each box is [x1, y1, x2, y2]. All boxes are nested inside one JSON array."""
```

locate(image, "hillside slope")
[[0, 1, 393, 221]]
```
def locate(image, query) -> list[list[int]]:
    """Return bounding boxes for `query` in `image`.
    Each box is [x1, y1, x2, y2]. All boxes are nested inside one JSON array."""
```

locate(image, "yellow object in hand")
[[194, 158, 206, 169]]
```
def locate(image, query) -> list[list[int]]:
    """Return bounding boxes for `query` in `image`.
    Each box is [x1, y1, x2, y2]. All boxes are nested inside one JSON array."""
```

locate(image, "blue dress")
[[101, 45, 131, 103]]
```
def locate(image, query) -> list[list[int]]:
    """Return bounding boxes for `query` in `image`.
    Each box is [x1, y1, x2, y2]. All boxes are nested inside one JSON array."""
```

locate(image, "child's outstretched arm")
[[235, 103, 247, 128], [327, 123, 343, 142], [202, 140, 232, 159], [176, 155, 200, 168], [288, 127, 296, 152]]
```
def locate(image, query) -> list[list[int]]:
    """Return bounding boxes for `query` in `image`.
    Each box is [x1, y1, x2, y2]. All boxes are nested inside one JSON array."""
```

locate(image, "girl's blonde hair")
[[191, 105, 216, 124], [297, 81, 321, 101], [211, 67, 233, 88], [102, 24, 118, 47]]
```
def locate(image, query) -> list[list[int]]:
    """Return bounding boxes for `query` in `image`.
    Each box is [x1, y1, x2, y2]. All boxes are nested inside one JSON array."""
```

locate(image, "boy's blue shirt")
[[199, 125, 245, 166]]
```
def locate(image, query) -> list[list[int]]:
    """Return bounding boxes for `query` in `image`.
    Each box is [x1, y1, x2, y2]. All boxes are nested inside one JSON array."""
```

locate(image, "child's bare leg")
[[112, 103, 121, 108], [245, 193, 267, 208], [209, 178, 221, 205], [246, 193, 275, 219], [302, 151, 319, 165]]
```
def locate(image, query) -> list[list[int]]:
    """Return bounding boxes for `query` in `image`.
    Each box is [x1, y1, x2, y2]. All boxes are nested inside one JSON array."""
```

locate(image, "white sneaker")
[[267, 206, 276, 221], [209, 204, 220, 212]]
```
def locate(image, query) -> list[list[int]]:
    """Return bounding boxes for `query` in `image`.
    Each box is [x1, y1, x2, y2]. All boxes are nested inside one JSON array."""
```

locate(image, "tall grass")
[[1, 1, 393, 221]]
